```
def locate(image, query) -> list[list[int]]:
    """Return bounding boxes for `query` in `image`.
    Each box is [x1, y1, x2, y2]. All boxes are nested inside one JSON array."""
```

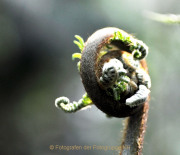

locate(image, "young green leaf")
[[72, 53, 82, 60], [74, 35, 84, 52], [75, 35, 84, 46], [73, 40, 83, 51]]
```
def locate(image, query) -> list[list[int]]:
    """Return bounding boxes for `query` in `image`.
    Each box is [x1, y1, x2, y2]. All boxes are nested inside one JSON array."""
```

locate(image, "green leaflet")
[[82, 93, 92, 106], [73, 35, 85, 71], [73, 35, 84, 52], [72, 53, 82, 60], [77, 61, 81, 72], [111, 31, 133, 46]]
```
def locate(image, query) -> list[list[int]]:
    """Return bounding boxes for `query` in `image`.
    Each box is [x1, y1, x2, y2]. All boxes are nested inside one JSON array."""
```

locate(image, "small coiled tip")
[[55, 97, 69, 108]]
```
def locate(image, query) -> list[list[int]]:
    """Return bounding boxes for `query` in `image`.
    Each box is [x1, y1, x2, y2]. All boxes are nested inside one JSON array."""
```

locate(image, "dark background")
[[1, 0, 180, 155]]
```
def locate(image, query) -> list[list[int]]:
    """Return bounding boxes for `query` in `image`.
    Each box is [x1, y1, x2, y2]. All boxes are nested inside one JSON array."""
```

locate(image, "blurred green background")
[[1, 0, 180, 155]]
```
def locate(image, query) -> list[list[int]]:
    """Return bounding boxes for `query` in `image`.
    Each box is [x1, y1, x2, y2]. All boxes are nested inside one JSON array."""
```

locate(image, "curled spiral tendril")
[[55, 93, 92, 113]]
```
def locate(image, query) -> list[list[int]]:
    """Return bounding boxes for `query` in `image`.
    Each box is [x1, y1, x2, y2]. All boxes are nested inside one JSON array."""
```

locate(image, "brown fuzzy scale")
[[80, 27, 143, 118]]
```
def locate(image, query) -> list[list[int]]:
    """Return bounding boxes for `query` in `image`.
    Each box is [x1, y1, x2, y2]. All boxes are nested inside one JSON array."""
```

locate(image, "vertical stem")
[[119, 96, 149, 155], [120, 59, 150, 155]]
